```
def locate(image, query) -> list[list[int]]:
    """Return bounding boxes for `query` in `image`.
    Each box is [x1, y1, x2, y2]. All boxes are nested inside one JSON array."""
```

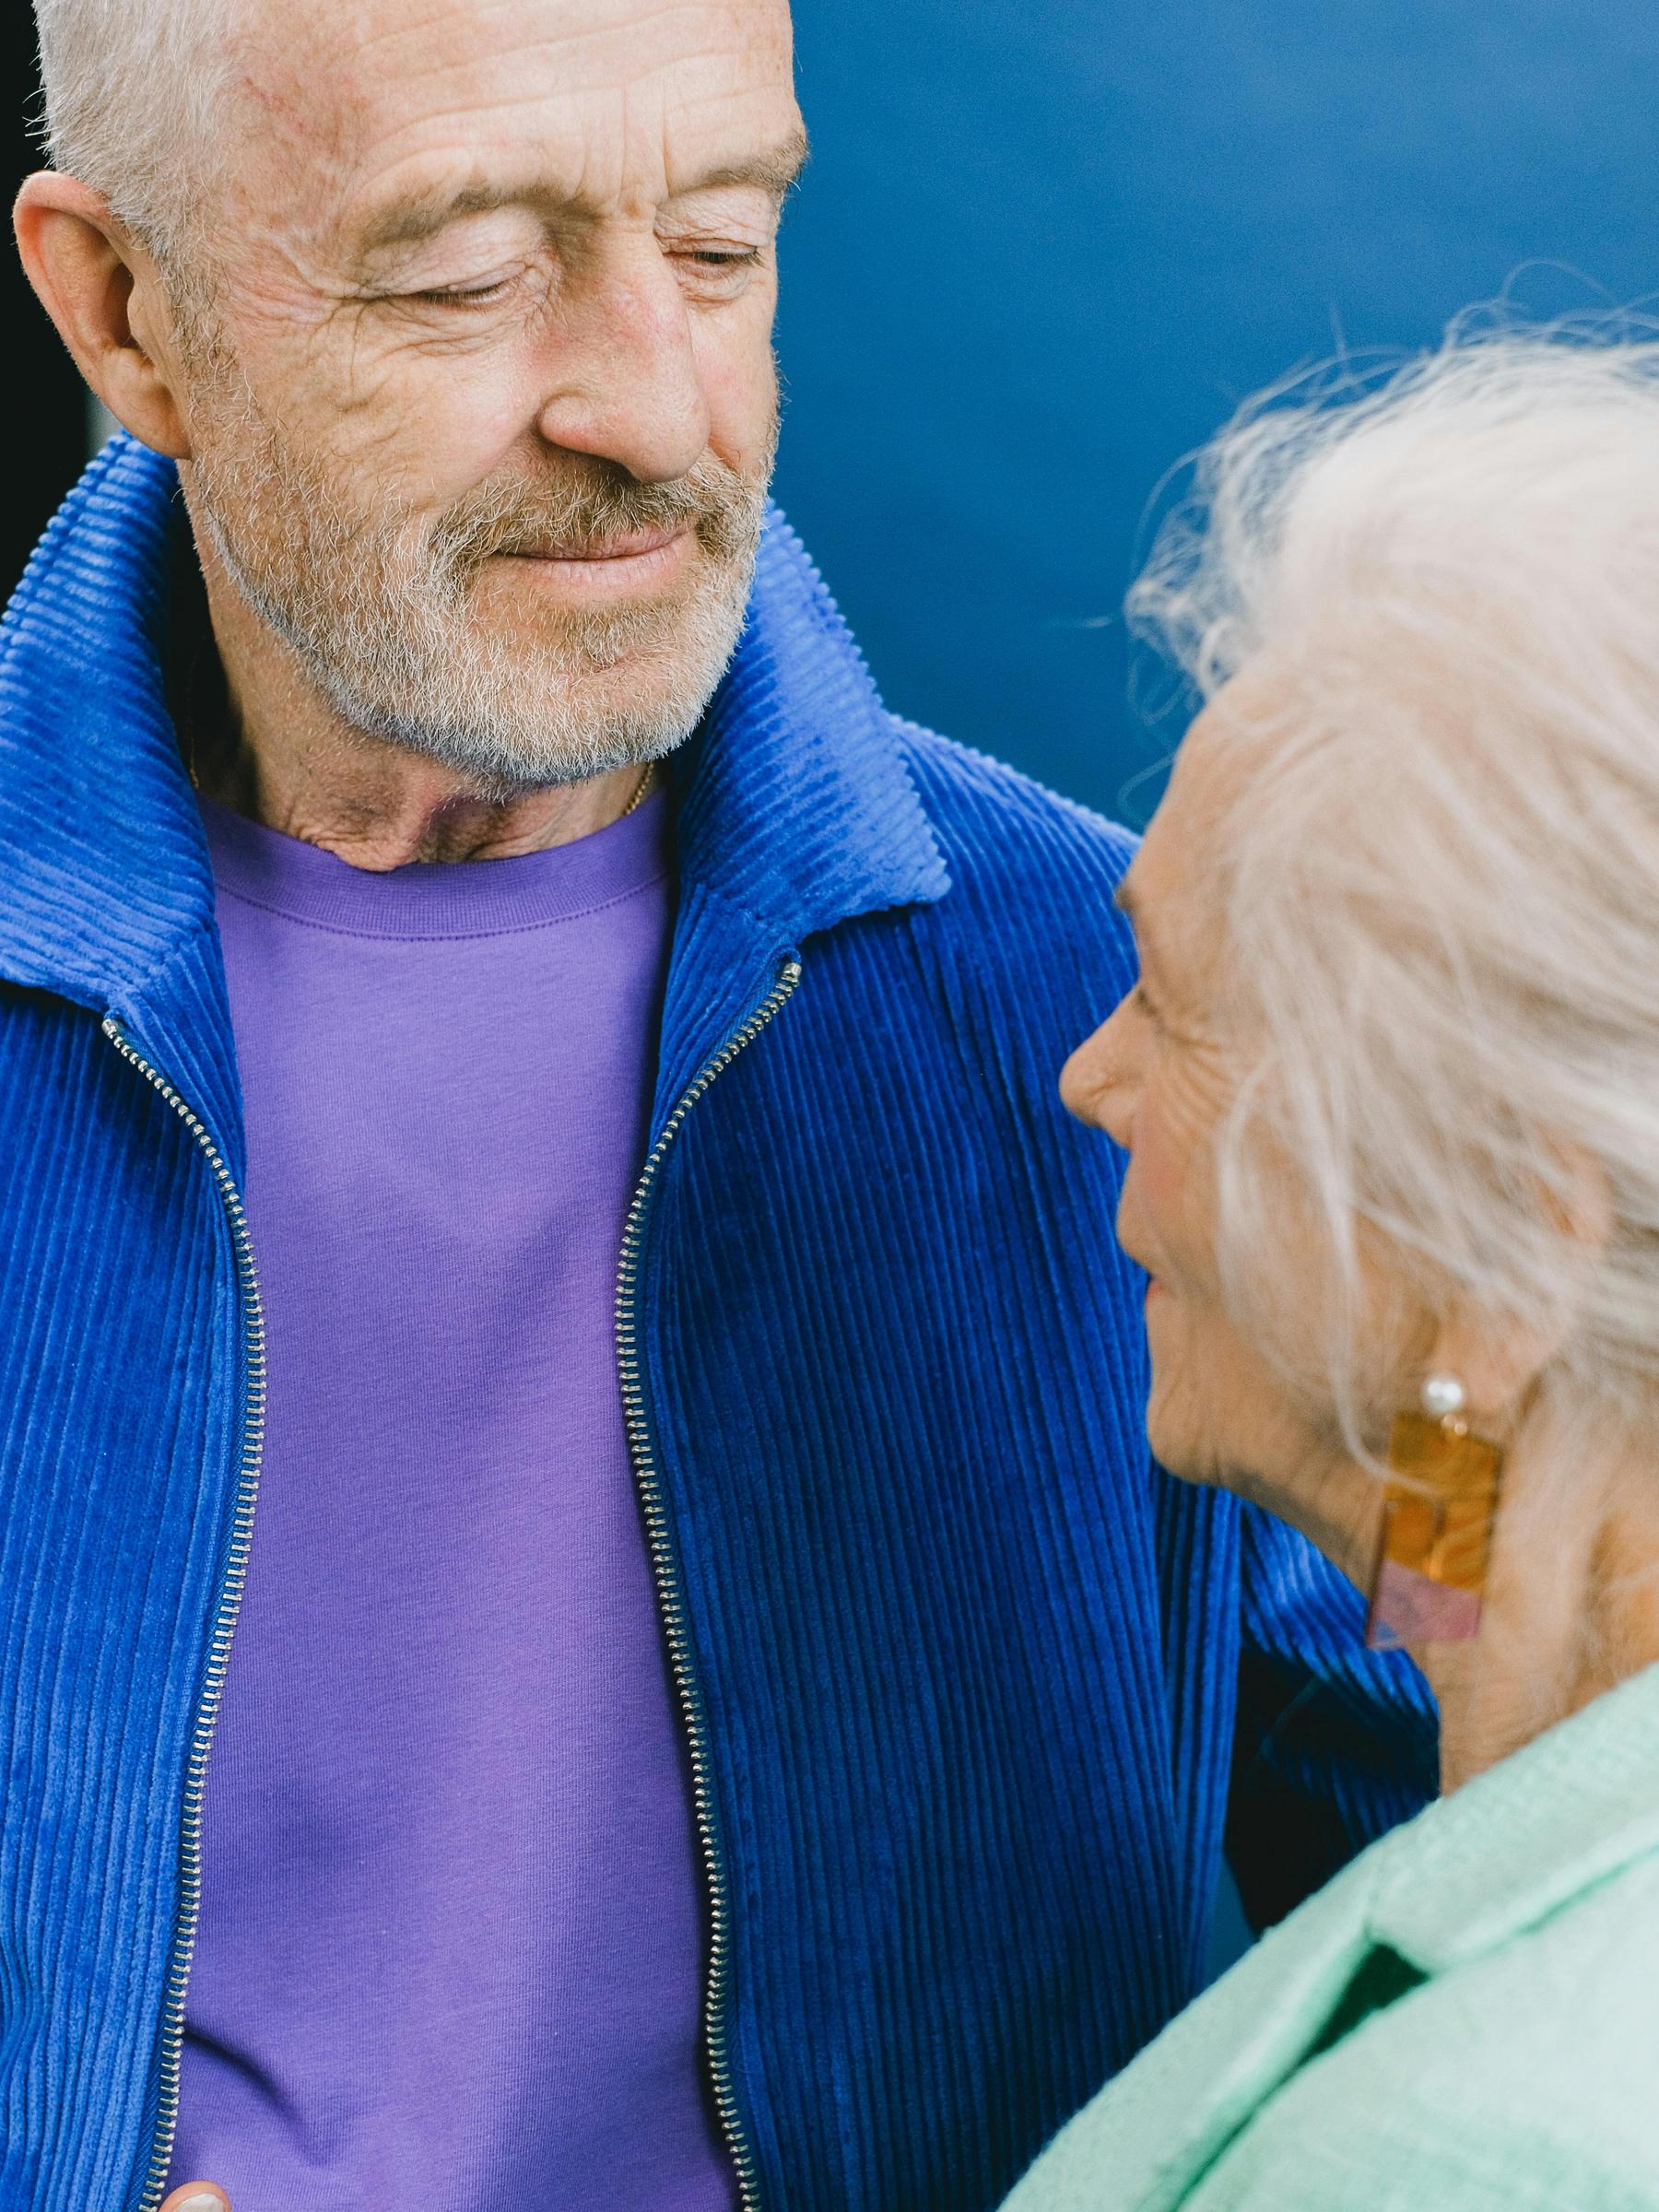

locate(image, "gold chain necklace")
[[618, 760, 657, 819]]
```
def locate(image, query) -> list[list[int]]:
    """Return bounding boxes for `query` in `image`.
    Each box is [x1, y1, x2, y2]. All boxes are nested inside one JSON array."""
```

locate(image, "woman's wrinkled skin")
[[1062, 670, 1659, 1801]]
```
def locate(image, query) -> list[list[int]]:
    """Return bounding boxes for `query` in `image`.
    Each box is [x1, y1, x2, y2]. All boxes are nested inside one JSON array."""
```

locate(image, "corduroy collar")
[[0, 434, 947, 1029]]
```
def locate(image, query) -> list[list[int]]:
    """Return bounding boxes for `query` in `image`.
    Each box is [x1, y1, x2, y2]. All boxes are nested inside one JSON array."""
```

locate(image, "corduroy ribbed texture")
[[0, 439, 1435, 2212]]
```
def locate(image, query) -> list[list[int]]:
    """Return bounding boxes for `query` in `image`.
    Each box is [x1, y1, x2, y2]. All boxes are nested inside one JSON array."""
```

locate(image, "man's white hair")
[[33, 0, 235, 258], [1130, 320, 1659, 1442]]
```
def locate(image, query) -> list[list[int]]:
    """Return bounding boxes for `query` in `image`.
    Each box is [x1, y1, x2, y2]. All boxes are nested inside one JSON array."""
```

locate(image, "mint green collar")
[[1006, 1662, 1659, 2212], [1370, 1658, 1659, 1971]]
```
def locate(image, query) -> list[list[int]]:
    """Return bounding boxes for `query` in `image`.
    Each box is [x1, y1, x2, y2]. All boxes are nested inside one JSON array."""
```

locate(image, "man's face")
[[180, 0, 803, 790]]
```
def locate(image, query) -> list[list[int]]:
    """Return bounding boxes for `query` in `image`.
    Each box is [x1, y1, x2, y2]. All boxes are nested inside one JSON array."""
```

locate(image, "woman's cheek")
[[1124, 1080, 1192, 1274]]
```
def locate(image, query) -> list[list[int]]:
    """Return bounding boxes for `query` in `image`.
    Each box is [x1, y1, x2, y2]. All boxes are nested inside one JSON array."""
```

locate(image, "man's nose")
[[535, 234, 712, 486]]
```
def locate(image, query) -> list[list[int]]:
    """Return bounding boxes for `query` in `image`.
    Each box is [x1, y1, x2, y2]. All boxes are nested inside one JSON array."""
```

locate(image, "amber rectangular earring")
[[1365, 1374, 1506, 1651]]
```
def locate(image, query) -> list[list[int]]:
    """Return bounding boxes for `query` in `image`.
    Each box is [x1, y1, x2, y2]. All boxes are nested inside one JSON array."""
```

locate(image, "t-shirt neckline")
[[198, 787, 672, 941]]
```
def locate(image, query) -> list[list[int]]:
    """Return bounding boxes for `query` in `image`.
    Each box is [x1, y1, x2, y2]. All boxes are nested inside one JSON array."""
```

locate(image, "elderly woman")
[[1006, 328, 1659, 2212]]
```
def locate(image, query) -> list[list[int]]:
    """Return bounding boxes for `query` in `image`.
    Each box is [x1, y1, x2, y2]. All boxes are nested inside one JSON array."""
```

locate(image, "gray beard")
[[189, 369, 775, 798]]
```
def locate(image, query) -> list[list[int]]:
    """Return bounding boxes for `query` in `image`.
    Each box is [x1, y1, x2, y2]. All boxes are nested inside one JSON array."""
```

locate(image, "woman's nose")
[[1060, 1007, 1135, 1149]]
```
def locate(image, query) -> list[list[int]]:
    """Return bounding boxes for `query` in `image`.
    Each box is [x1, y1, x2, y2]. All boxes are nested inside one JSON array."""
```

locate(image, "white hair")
[[32, 0, 235, 260], [1129, 320, 1659, 1441]]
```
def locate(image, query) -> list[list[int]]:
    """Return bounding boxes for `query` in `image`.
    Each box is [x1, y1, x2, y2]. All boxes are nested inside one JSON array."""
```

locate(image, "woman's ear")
[[1426, 1139, 1614, 1422], [14, 172, 194, 460]]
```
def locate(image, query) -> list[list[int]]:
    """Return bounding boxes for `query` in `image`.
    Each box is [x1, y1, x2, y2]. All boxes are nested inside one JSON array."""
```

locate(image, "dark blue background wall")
[[775, 0, 1659, 822]]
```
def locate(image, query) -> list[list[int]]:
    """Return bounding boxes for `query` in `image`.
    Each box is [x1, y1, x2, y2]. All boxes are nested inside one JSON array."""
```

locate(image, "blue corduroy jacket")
[[0, 438, 1436, 2212]]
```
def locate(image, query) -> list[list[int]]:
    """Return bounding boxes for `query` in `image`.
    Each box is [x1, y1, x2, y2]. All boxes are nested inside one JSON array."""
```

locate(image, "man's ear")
[[13, 172, 194, 461]]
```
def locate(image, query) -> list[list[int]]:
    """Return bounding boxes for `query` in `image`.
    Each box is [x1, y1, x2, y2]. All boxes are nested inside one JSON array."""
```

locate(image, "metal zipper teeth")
[[614, 954, 804, 2212], [102, 1018, 268, 2212]]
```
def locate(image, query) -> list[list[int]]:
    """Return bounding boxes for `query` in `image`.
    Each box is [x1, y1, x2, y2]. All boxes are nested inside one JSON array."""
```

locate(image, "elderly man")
[[5, 1, 1433, 2207]]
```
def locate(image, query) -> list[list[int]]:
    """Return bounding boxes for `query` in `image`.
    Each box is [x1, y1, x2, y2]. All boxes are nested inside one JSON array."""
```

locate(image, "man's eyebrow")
[[681, 128, 811, 205], [358, 184, 524, 254], [357, 130, 811, 254]]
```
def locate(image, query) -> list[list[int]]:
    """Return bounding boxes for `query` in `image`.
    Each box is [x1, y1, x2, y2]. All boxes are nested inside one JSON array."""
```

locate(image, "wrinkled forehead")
[[1126, 672, 1286, 989], [225, 0, 797, 238]]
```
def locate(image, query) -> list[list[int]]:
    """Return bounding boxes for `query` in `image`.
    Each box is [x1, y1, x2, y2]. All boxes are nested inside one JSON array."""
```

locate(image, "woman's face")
[[1062, 687, 1400, 1577]]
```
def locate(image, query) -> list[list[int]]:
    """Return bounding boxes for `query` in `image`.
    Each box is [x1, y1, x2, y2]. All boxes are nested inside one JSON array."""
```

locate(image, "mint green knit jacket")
[[1004, 1659, 1659, 2212]]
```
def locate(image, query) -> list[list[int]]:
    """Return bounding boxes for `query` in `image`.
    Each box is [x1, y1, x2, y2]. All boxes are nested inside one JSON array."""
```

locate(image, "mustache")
[[428, 450, 770, 589]]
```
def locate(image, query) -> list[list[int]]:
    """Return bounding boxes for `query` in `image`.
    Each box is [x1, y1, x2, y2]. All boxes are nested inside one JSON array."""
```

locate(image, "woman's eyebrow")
[[1113, 880, 1174, 983]]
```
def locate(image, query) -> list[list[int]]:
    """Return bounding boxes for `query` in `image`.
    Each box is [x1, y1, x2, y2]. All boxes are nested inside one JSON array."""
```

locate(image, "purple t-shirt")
[[169, 792, 735, 2210]]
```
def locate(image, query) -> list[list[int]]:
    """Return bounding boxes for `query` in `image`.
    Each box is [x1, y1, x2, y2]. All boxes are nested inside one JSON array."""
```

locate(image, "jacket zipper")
[[614, 953, 804, 2212], [102, 1018, 269, 2212], [106, 948, 795, 2210]]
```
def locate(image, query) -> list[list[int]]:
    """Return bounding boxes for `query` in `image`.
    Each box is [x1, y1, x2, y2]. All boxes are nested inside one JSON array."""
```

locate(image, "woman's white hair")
[[1130, 318, 1659, 1442], [33, 0, 236, 261]]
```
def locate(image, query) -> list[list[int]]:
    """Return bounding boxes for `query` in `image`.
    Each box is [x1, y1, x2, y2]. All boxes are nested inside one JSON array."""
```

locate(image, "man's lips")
[[486, 524, 698, 606], [500, 524, 692, 564]]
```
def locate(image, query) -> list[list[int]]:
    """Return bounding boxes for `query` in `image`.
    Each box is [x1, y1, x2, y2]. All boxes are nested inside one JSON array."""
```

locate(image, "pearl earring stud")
[[1420, 1373, 1468, 1422]]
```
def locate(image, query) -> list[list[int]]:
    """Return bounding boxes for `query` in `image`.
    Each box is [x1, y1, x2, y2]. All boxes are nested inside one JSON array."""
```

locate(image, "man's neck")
[[172, 537, 646, 873]]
